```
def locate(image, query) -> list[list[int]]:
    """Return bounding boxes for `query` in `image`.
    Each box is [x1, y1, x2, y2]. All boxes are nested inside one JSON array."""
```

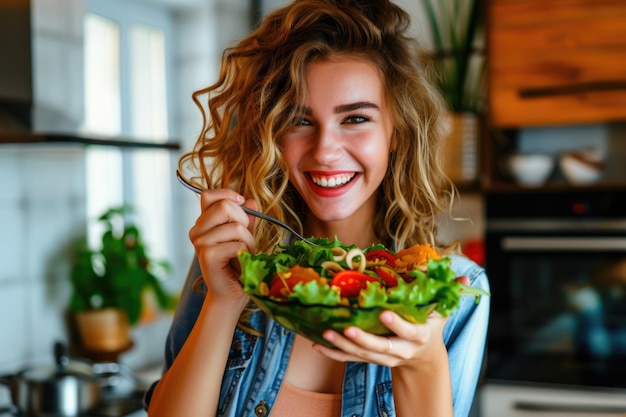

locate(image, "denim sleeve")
[[444, 255, 491, 417], [144, 256, 205, 407]]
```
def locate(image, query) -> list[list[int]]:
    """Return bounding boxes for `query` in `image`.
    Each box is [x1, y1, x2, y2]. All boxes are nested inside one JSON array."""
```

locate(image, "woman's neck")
[[309, 223, 377, 248], [304, 209, 379, 248]]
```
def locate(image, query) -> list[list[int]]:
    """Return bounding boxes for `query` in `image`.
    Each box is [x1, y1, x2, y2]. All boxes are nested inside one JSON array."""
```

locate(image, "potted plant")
[[69, 205, 177, 354], [422, 0, 486, 184]]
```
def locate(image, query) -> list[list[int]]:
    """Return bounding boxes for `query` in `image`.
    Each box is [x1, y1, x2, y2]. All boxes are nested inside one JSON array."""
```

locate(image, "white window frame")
[[84, 0, 176, 266], [87, 0, 174, 141]]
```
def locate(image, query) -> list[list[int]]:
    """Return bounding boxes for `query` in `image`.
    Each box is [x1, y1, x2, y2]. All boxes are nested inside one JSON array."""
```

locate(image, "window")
[[82, 0, 174, 264]]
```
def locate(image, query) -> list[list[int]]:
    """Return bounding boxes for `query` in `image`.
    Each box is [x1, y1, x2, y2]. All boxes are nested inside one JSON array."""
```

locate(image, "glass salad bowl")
[[248, 294, 439, 347], [238, 238, 489, 347]]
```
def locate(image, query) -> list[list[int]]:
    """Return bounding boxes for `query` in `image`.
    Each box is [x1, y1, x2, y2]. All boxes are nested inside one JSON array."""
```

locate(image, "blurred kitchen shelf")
[[0, 132, 181, 150]]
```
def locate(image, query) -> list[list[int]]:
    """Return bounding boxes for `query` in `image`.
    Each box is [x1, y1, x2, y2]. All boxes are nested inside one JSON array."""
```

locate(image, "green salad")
[[238, 237, 489, 340]]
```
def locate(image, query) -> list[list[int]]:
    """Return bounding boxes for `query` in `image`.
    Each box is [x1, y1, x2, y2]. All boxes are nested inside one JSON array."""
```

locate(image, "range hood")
[[0, 0, 179, 150]]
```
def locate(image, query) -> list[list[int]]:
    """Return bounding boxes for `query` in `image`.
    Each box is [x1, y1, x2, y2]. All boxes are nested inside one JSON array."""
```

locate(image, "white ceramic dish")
[[507, 154, 554, 186], [560, 151, 603, 185]]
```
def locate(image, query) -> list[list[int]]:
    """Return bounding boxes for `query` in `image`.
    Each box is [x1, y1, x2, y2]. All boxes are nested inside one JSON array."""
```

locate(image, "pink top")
[[271, 381, 342, 417]]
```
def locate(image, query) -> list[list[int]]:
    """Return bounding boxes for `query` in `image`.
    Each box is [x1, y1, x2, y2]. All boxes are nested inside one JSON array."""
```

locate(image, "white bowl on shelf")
[[507, 153, 554, 186], [559, 149, 604, 185]]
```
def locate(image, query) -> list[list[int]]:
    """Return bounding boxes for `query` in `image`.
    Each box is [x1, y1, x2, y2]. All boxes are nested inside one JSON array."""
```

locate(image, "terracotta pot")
[[74, 308, 131, 352]]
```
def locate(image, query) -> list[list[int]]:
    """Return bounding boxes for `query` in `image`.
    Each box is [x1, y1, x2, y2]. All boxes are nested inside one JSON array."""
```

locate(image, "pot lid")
[[20, 362, 94, 381], [19, 341, 96, 381]]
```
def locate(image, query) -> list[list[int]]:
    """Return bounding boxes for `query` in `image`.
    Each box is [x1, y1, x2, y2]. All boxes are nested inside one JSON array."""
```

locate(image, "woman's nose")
[[310, 127, 342, 164]]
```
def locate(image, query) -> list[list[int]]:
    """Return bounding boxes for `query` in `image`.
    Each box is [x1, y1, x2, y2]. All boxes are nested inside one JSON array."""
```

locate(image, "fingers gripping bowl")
[[238, 238, 489, 347]]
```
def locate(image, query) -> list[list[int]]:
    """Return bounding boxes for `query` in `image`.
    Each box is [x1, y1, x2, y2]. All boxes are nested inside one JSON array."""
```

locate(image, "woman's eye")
[[295, 117, 311, 126], [345, 114, 369, 124]]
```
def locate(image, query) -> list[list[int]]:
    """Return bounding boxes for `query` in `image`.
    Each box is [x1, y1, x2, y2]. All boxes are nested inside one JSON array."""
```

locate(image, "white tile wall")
[[0, 285, 28, 371], [0, 147, 86, 372], [0, 202, 25, 283]]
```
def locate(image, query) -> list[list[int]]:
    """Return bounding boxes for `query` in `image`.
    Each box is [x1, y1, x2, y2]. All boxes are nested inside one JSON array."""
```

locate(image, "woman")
[[146, 1, 490, 416]]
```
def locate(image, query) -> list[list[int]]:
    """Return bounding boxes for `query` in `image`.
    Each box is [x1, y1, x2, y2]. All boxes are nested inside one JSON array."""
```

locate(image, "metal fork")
[[176, 170, 317, 246]]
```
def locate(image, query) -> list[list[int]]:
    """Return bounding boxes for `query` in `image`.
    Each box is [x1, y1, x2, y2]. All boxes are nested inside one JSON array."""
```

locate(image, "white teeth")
[[311, 173, 355, 188]]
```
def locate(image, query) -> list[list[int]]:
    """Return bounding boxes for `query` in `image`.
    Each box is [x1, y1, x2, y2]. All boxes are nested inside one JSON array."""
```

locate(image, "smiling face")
[[281, 57, 395, 243]]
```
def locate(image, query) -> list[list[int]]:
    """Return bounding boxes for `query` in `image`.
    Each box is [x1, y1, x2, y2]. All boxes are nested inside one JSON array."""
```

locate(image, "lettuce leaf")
[[289, 280, 341, 305], [358, 281, 388, 308], [238, 250, 270, 294]]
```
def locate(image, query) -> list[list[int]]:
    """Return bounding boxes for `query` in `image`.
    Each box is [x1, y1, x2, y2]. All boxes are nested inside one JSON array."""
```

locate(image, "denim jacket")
[[146, 254, 490, 417]]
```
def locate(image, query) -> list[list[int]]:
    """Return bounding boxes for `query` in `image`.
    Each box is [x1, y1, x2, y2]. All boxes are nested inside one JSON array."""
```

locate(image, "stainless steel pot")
[[1, 362, 102, 417], [0, 342, 112, 417]]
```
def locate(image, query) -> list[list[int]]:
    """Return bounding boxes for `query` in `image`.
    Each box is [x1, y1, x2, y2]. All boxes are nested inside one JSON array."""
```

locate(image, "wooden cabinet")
[[487, 0, 626, 128]]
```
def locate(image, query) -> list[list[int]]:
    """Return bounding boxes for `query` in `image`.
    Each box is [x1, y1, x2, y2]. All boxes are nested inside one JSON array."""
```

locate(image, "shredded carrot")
[[394, 243, 441, 271]]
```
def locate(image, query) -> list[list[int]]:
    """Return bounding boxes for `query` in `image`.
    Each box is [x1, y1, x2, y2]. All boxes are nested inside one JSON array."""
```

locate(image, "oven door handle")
[[514, 401, 626, 414], [501, 236, 626, 251]]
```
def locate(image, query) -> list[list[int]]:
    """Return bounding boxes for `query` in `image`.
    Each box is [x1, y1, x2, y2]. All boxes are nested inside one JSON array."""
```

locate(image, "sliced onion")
[[331, 247, 347, 262], [345, 248, 366, 272], [321, 261, 345, 274]]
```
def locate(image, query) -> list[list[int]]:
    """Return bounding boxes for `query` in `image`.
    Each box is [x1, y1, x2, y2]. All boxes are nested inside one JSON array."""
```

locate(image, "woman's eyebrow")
[[298, 101, 380, 115], [334, 101, 380, 113]]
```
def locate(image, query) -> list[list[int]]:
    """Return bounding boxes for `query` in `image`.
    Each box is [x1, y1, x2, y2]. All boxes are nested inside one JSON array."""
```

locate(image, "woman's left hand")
[[313, 309, 447, 369], [313, 275, 470, 369]]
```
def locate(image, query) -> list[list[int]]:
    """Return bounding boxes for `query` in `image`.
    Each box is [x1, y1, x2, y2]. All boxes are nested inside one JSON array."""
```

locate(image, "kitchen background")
[[1, 0, 625, 416]]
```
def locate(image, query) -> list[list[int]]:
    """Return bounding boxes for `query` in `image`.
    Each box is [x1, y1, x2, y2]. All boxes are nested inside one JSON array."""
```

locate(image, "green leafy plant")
[[69, 205, 177, 325], [423, 0, 485, 113]]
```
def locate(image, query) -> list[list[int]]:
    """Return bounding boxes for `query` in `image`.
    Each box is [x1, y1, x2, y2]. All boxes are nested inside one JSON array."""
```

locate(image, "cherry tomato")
[[373, 265, 401, 287], [365, 249, 396, 268], [269, 265, 322, 298], [330, 270, 378, 298]]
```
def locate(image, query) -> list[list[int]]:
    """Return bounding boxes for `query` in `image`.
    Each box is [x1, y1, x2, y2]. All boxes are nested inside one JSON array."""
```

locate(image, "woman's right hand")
[[188, 188, 257, 305], [148, 189, 258, 417]]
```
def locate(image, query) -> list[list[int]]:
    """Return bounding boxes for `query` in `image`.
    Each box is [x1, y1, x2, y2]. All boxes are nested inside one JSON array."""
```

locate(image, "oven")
[[484, 190, 626, 392]]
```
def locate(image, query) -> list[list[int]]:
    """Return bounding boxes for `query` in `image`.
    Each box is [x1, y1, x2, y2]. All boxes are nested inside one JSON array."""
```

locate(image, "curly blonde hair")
[[179, 0, 455, 253]]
